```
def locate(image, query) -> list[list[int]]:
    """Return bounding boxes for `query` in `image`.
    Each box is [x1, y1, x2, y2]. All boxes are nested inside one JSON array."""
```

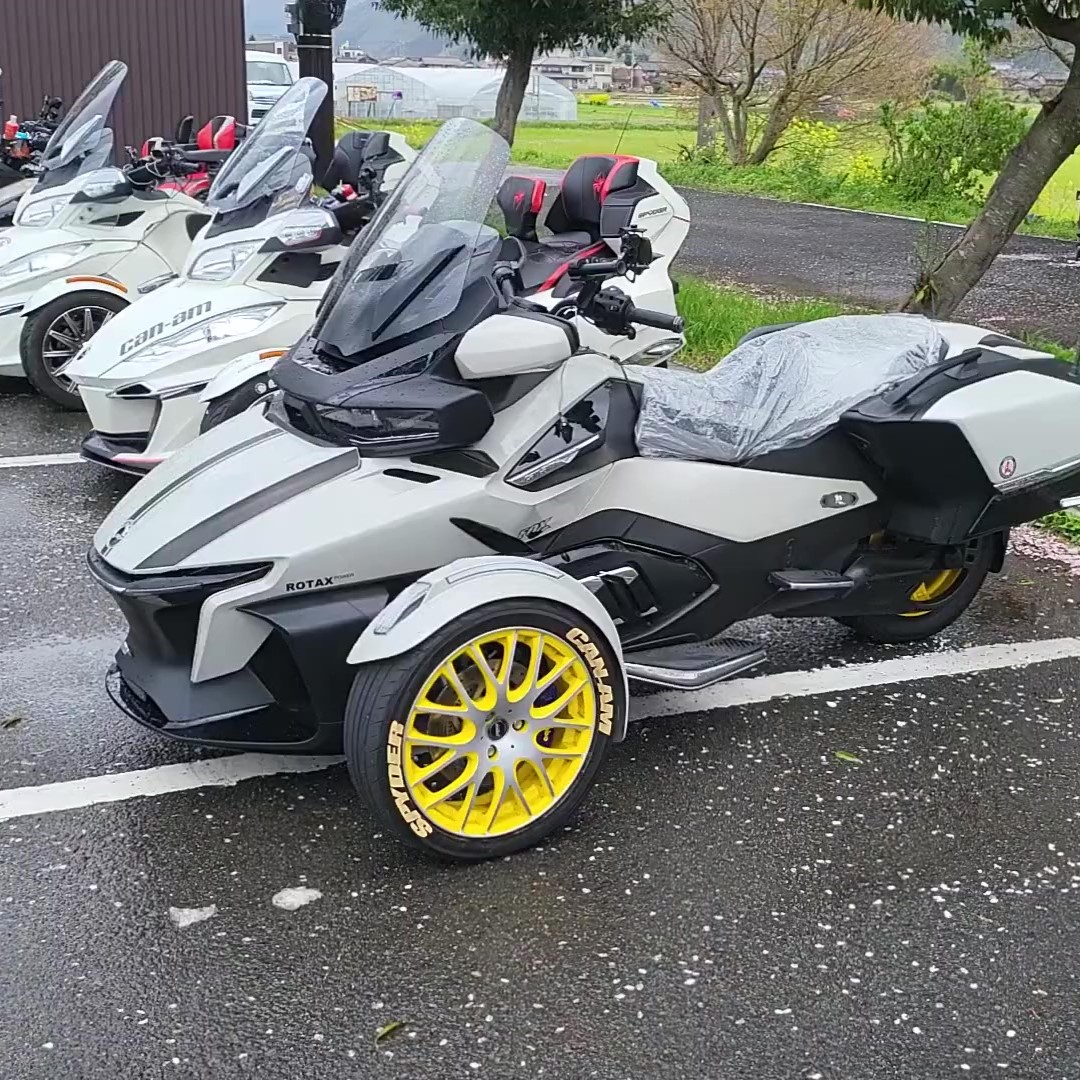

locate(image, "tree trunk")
[[715, 95, 748, 164], [697, 93, 718, 149], [747, 97, 795, 166], [905, 77, 1080, 318], [493, 43, 535, 146]]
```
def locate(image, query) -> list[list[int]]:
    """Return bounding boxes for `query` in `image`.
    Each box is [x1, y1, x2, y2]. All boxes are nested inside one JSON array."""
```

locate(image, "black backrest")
[[175, 115, 195, 145], [545, 154, 639, 240], [323, 131, 403, 194], [497, 175, 546, 243], [322, 131, 372, 191]]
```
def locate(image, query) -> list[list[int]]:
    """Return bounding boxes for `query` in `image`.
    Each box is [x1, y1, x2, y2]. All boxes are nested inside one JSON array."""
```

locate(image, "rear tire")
[[344, 599, 622, 861], [21, 291, 127, 410], [836, 538, 994, 644]]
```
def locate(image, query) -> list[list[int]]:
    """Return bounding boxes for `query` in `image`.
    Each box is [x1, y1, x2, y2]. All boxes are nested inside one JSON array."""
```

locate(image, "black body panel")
[[537, 504, 888, 647], [91, 548, 391, 752], [81, 430, 154, 475]]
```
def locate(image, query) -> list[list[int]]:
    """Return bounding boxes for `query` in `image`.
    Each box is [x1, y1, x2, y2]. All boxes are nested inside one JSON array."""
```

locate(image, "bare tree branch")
[[662, 0, 931, 164]]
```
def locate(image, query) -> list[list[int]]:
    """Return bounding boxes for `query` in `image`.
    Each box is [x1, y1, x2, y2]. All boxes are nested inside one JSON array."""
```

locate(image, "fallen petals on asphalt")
[[272, 886, 323, 911], [169, 904, 217, 929]]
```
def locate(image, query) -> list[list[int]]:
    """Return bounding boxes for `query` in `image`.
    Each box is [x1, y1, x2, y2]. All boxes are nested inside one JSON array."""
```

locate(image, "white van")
[[245, 50, 295, 125]]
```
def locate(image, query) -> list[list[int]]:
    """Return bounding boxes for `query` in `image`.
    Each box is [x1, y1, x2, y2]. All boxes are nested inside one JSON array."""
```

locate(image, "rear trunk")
[[841, 355, 1080, 545]]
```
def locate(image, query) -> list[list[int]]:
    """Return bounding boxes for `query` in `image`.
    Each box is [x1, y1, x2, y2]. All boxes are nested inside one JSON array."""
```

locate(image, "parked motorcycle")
[[0, 61, 214, 407], [0, 94, 64, 226], [70, 103, 684, 472], [88, 118, 1080, 861], [70, 78, 414, 472]]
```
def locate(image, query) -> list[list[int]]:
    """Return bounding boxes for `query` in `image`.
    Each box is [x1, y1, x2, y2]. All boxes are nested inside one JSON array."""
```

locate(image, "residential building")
[[532, 51, 615, 92], [246, 37, 294, 60]]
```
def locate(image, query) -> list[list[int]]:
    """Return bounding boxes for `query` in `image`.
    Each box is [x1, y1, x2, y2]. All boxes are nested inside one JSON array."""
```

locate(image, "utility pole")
[[286, 0, 347, 177]]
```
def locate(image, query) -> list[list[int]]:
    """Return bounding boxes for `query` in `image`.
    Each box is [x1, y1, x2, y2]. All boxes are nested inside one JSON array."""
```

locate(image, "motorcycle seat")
[[545, 154, 639, 243], [634, 314, 949, 463], [497, 175, 546, 243]]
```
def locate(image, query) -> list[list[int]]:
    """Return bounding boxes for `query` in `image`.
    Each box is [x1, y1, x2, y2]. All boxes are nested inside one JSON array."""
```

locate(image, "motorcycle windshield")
[[207, 78, 326, 214], [313, 117, 509, 358], [38, 60, 126, 175]]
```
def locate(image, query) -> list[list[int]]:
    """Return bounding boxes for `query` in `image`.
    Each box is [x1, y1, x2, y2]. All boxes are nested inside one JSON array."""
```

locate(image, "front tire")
[[344, 599, 623, 861], [836, 538, 994, 644], [21, 291, 127, 409]]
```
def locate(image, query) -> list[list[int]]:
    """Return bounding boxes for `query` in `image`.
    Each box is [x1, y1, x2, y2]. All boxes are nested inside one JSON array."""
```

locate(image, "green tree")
[[862, 0, 1080, 316], [376, 0, 670, 143]]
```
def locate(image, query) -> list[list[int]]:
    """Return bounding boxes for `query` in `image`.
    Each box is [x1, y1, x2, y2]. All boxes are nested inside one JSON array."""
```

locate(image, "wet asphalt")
[[673, 190, 1080, 345], [2, 377, 1080, 1079]]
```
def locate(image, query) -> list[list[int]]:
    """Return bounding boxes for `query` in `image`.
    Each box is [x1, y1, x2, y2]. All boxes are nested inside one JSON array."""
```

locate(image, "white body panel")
[[200, 348, 283, 402], [581, 458, 876, 542], [0, 175, 206, 379], [456, 314, 572, 378], [923, 369, 1080, 486]]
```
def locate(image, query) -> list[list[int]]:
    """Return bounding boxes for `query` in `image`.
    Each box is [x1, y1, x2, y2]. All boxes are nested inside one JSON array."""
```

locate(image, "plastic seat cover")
[[634, 314, 948, 463]]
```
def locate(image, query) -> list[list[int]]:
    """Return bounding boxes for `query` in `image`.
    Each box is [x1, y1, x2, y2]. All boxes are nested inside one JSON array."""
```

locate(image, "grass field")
[[674, 280, 846, 368]]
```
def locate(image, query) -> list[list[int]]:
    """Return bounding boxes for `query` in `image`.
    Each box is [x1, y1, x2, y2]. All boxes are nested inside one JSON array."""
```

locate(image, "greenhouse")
[[333, 65, 577, 123]]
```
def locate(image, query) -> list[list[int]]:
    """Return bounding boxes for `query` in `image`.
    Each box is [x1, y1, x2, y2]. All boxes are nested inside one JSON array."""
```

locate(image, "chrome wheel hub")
[[41, 305, 115, 390]]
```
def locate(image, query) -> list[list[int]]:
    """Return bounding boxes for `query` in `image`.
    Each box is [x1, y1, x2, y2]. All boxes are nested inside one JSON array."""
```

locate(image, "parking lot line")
[[0, 452, 85, 469], [2, 635, 1077, 823]]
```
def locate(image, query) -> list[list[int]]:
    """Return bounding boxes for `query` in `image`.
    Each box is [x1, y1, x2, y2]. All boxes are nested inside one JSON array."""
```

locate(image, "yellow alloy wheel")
[[400, 628, 597, 838], [900, 568, 963, 618]]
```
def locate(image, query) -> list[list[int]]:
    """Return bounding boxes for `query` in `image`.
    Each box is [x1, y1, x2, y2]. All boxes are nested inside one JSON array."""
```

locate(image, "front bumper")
[[81, 430, 162, 475], [0, 308, 25, 379], [79, 387, 207, 474], [89, 548, 393, 753]]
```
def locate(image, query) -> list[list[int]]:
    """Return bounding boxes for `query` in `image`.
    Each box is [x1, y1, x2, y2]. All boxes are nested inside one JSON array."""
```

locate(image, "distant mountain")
[[243, 0, 456, 58]]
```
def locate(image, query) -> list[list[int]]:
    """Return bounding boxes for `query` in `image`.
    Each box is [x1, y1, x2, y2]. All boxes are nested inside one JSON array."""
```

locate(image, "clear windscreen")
[[207, 77, 326, 213], [39, 61, 127, 175], [313, 117, 510, 357]]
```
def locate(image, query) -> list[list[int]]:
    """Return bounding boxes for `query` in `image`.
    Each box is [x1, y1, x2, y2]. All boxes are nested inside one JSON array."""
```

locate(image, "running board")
[[623, 638, 765, 690], [769, 569, 856, 593]]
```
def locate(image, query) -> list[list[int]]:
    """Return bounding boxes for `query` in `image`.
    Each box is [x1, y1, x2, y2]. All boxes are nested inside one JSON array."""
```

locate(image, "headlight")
[[15, 194, 72, 227], [132, 304, 283, 360], [188, 241, 262, 282], [0, 243, 90, 282], [316, 406, 440, 447]]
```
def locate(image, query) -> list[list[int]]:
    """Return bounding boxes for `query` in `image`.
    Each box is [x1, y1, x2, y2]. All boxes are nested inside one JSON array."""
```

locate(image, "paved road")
[[3, 391, 1080, 1078], [674, 189, 1080, 344]]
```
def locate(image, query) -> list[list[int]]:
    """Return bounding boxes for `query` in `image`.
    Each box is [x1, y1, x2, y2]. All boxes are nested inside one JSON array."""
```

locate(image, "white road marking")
[[1, 636, 1078, 823], [0, 754, 344, 821], [638, 636, 1080, 720], [0, 452, 85, 469]]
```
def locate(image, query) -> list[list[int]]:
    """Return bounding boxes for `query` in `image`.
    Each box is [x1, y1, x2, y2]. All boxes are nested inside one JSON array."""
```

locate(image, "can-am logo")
[[119, 301, 212, 356]]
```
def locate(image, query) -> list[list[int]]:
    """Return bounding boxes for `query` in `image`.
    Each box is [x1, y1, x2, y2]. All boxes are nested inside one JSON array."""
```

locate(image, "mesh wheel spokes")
[[402, 628, 597, 837], [901, 568, 963, 618]]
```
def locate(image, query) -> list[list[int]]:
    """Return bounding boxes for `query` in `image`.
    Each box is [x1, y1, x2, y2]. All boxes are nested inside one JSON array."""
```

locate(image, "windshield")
[[39, 60, 126, 175], [313, 116, 510, 358], [207, 77, 325, 214], [247, 60, 293, 86]]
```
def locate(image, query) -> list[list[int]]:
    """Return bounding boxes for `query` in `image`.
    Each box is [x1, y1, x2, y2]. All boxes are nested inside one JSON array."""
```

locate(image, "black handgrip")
[[626, 304, 685, 334], [568, 258, 622, 280]]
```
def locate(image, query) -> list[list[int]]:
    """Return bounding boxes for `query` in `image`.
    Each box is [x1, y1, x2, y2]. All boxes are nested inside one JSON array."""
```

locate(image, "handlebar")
[[625, 304, 685, 334]]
